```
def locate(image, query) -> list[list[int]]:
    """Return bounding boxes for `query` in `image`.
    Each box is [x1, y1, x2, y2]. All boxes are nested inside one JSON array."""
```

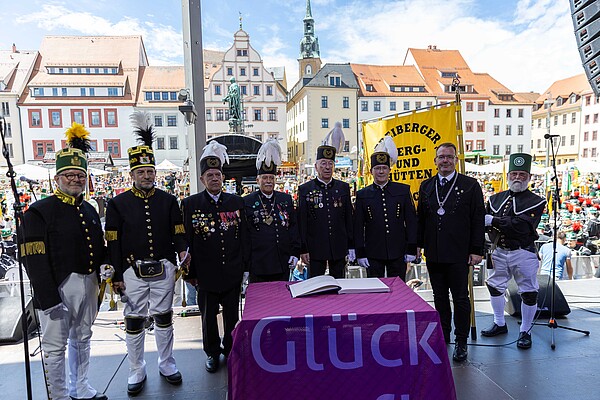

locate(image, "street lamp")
[[178, 88, 197, 125]]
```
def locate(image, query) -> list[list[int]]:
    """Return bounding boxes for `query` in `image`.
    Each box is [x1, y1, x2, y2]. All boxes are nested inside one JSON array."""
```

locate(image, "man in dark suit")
[[298, 144, 354, 278], [417, 142, 485, 362], [354, 145, 417, 280], [244, 140, 300, 282], [181, 142, 247, 373]]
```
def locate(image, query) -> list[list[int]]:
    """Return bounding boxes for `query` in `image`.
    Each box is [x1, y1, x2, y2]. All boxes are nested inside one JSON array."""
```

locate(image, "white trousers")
[[123, 260, 178, 385], [487, 248, 540, 293], [38, 273, 99, 400]]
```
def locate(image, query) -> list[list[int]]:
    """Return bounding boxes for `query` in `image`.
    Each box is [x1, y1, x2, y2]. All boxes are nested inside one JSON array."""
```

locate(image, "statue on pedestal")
[[223, 77, 242, 132]]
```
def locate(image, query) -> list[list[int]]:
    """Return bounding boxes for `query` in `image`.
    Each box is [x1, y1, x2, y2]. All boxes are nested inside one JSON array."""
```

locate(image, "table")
[[228, 277, 456, 400]]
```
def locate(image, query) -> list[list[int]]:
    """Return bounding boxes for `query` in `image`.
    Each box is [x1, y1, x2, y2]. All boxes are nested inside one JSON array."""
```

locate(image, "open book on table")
[[288, 275, 390, 298]]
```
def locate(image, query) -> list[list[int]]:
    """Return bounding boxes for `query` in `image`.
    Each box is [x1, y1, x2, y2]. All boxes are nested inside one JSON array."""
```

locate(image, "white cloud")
[[15, 4, 183, 66], [308, 0, 584, 93]]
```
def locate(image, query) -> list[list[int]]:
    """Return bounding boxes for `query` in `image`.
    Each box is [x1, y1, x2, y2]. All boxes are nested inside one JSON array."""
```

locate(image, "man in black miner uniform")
[[417, 142, 485, 363], [298, 142, 355, 278], [244, 139, 300, 282], [354, 136, 417, 280], [106, 112, 188, 396], [481, 153, 546, 349], [182, 141, 248, 373], [21, 123, 108, 400]]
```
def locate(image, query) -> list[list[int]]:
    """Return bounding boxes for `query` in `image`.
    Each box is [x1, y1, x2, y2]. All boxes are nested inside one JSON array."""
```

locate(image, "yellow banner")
[[362, 104, 459, 204]]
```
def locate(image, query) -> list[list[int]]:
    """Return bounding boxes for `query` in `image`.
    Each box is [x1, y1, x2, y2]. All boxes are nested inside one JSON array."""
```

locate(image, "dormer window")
[[329, 73, 342, 87], [557, 98, 563, 106], [366, 84, 374, 92], [440, 71, 458, 78], [570, 94, 577, 104]]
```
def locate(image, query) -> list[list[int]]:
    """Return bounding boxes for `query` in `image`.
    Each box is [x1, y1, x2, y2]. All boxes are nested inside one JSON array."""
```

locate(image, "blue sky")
[[0, 0, 584, 93]]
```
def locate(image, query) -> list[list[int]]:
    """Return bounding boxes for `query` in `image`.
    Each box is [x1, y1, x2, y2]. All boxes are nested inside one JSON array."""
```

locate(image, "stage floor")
[[1, 278, 599, 400]]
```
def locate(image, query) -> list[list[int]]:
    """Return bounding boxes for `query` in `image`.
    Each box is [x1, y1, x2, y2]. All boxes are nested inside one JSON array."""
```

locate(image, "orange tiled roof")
[[532, 74, 590, 117], [350, 63, 433, 97], [406, 47, 531, 105], [21, 35, 147, 105]]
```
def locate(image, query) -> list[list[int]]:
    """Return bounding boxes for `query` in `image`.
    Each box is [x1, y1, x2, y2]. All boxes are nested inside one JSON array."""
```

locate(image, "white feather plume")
[[201, 141, 229, 165], [256, 139, 282, 170], [374, 136, 398, 165], [322, 121, 345, 153]]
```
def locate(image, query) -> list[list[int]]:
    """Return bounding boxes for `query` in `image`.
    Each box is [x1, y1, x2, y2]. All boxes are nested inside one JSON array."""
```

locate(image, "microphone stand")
[[0, 117, 33, 399], [533, 134, 590, 349]]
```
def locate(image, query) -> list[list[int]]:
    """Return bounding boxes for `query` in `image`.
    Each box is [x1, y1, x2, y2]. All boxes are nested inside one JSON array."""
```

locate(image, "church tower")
[[298, 0, 322, 79]]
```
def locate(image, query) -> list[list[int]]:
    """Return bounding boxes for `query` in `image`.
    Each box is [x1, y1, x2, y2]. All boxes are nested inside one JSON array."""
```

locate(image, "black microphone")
[[544, 133, 560, 139], [19, 176, 40, 185]]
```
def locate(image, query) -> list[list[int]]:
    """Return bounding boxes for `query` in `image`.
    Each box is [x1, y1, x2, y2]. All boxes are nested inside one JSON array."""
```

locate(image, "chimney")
[[11, 43, 17, 53]]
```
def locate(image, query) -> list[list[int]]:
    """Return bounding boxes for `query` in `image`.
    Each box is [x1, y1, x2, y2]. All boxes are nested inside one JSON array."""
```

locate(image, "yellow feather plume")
[[64, 122, 92, 152]]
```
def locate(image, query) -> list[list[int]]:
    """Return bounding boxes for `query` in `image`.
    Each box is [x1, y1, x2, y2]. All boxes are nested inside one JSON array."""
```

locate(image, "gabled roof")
[[405, 47, 530, 104], [0, 49, 38, 93], [304, 63, 359, 89], [21, 35, 147, 105], [532, 73, 590, 117], [350, 63, 433, 97]]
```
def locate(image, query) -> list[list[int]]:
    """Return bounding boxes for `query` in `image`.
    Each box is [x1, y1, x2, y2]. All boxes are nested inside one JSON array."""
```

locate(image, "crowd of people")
[[3, 113, 600, 398]]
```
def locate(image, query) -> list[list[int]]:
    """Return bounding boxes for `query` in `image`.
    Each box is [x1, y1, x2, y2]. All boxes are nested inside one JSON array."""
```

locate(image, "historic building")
[[531, 74, 590, 165], [405, 46, 536, 161], [203, 26, 288, 149], [18, 36, 147, 164], [0, 44, 39, 165], [287, 0, 359, 172]]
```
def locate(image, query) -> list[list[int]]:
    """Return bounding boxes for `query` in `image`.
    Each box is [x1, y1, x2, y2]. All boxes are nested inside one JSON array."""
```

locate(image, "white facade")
[[482, 103, 532, 158], [579, 90, 600, 161], [204, 29, 287, 154], [0, 47, 38, 166]]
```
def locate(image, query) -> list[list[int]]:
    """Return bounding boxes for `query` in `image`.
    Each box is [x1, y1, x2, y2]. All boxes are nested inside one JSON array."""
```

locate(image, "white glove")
[[404, 254, 416, 263], [288, 256, 299, 269], [485, 214, 494, 226], [44, 302, 68, 320], [100, 264, 114, 280], [358, 258, 370, 268], [242, 272, 250, 284], [347, 249, 356, 262]]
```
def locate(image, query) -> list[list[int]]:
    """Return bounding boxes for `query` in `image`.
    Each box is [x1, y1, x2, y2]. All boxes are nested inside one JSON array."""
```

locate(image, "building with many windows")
[[136, 66, 188, 164], [405, 46, 536, 161], [287, 0, 359, 171], [351, 63, 437, 151], [203, 28, 287, 149], [578, 85, 600, 162], [18, 36, 148, 164], [531, 74, 590, 165], [0, 44, 38, 165]]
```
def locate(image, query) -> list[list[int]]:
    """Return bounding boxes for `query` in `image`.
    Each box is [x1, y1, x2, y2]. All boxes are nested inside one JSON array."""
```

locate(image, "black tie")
[[441, 177, 448, 186]]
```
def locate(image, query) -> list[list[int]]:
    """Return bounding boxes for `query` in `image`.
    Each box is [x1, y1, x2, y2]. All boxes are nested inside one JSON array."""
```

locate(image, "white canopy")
[[7, 163, 56, 181], [88, 167, 111, 176], [556, 160, 600, 173], [472, 161, 549, 175], [156, 159, 182, 171]]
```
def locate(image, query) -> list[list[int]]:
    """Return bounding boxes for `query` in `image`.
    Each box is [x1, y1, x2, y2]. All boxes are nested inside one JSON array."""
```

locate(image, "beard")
[[508, 177, 530, 193]]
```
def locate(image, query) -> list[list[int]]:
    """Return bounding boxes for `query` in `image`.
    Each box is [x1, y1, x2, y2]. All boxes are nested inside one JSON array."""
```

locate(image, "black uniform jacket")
[[417, 173, 485, 263], [105, 186, 187, 282], [354, 181, 417, 260], [20, 190, 106, 310], [244, 190, 300, 276], [487, 189, 546, 248], [298, 178, 354, 260], [182, 191, 248, 292]]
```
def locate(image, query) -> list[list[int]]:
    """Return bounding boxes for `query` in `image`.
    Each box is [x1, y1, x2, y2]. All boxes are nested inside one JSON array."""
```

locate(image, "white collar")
[[438, 171, 456, 183], [260, 191, 274, 199], [208, 191, 221, 202]]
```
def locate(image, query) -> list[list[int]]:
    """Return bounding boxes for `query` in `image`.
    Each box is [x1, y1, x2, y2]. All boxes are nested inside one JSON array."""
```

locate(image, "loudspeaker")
[[0, 296, 38, 343], [571, 0, 600, 96], [504, 276, 571, 317]]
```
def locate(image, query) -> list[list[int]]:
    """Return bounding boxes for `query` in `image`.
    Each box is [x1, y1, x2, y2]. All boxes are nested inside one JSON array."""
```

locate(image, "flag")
[[362, 103, 459, 205]]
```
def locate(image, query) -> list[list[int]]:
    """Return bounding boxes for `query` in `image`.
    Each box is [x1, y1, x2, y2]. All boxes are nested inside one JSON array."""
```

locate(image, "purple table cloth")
[[228, 277, 456, 400]]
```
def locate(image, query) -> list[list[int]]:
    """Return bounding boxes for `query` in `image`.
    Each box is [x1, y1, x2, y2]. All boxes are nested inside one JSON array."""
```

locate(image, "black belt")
[[498, 244, 536, 253]]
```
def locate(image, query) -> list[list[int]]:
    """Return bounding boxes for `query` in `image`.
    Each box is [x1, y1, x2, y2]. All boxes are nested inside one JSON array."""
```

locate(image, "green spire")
[[300, 0, 320, 59]]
